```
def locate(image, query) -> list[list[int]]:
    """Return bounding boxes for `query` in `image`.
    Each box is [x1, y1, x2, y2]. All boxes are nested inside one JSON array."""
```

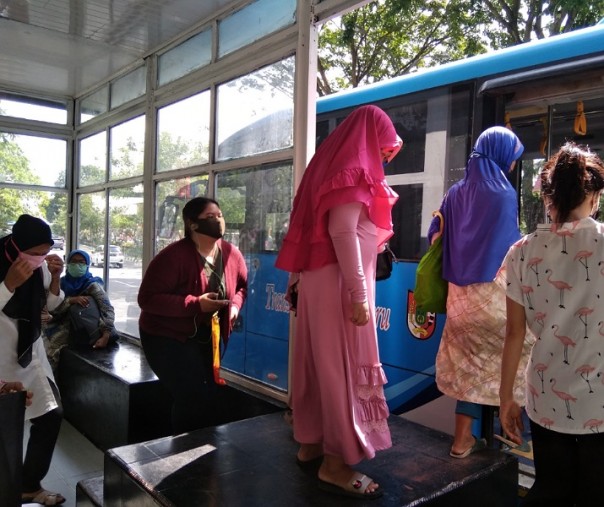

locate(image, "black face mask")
[[193, 218, 224, 239]]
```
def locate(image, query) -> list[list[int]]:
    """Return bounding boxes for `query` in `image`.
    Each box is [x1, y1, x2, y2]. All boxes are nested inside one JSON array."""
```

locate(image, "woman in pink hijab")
[[276, 105, 402, 499]]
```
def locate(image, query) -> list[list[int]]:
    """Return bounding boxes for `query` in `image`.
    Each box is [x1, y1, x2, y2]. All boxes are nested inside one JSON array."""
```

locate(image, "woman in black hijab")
[[0, 214, 66, 505]]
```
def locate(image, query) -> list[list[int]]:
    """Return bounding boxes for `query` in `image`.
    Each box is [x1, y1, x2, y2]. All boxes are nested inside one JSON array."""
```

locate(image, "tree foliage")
[[0, 132, 44, 233], [317, 0, 604, 94]]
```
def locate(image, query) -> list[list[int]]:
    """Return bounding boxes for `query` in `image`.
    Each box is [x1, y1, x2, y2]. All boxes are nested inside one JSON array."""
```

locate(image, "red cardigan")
[[138, 237, 247, 343]]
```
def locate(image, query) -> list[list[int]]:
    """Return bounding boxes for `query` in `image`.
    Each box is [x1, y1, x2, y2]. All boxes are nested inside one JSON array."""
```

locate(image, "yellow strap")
[[574, 100, 587, 136], [539, 116, 548, 157], [504, 112, 512, 130], [211, 314, 226, 386]]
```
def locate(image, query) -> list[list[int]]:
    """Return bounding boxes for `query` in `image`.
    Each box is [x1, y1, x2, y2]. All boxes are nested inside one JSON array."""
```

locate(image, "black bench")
[[57, 339, 285, 452], [76, 475, 103, 507], [57, 340, 173, 451]]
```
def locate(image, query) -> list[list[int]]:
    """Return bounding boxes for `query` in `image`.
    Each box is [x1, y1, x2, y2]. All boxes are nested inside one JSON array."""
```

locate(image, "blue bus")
[[159, 22, 604, 414]]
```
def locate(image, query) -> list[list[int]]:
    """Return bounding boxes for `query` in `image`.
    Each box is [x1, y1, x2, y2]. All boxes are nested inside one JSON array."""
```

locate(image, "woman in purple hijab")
[[428, 126, 533, 459]]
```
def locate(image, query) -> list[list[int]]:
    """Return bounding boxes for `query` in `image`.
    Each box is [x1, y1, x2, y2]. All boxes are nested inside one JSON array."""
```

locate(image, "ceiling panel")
[[0, 0, 233, 97]]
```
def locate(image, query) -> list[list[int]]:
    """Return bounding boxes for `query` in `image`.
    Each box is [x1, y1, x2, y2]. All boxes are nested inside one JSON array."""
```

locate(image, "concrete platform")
[[103, 411, 518, 506]]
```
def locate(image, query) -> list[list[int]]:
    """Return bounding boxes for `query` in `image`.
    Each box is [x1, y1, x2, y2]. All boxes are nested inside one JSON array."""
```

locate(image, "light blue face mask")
[[67, 263, 87, 278]]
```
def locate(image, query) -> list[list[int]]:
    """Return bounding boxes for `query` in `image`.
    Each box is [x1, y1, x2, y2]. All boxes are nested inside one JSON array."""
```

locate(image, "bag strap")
[[432, 210, 444, 234]]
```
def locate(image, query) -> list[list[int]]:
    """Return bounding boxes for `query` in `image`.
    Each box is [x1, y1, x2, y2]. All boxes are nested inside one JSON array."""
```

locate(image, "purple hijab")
[[428, 126, 524, 286]]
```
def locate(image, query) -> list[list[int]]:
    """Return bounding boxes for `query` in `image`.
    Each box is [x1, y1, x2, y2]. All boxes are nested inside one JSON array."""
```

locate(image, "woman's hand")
[[230, 306, 239, 325], [350, 301, 369, 326], [45, 254, 64, 278], [3, 258, 34, 292], [198, 292, 230, 313], [69, 296, 89, 307], [499, 399, 524, 446], [0, 381, 33, 406]]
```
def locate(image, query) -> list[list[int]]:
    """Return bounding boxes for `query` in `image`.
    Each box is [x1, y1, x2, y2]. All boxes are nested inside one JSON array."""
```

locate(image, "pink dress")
[[291, 202, 391, 464]]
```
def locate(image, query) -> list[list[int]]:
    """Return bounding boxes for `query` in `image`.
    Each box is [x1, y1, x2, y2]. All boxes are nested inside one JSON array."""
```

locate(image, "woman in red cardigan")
[[138, 197, 247, 434]]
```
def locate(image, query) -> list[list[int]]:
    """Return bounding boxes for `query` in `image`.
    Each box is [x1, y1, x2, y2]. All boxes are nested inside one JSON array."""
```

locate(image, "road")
[[89, 262, 141, 337]]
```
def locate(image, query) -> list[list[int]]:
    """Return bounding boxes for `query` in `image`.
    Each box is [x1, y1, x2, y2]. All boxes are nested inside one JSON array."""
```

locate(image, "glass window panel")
[[158, 29, 212, 87], [216, 163, 293, 254], [0, 131, 67, 187], [0, 93, 68, 124], [80, 87, 109, 124], [77, 191, 106, 257], [79, 132, 107, 187], [218, 0, 296, 57], [110, 116, 145, 180], [108, 185, 144, 338], [0, 189, 67, 239], [216, 57, 294, 160], [389, 183, 423, 261], [157, 92, 210, 172], [111, 66, 146, 109], [155, 175, 209, 253]]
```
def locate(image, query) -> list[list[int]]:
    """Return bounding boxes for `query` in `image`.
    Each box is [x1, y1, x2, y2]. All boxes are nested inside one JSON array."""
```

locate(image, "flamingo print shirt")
[[505, 217, 604, 435]]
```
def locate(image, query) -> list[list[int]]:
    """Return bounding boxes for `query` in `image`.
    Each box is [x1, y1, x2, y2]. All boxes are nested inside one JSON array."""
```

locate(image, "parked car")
[[49, 243, 65, 261], [91, 245, 124, 268]]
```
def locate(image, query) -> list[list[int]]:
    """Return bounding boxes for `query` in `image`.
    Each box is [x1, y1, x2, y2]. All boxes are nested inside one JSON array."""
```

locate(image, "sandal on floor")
[[449, 437, 487, 459], [296, 455, 323, 474], [22, 489, 66, 505], [318, 472, 383, 499]]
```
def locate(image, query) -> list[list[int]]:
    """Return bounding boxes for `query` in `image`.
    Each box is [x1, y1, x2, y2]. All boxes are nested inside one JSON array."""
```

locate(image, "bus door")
[[215, 163, 293, 395]]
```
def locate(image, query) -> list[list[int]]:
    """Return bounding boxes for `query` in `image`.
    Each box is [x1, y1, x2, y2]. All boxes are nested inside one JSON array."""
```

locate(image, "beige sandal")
[[22, 489, 66, 506]]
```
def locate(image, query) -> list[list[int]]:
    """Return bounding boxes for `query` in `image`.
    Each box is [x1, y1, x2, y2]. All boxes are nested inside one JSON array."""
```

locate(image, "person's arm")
[[499, 296, 527, 445], [427, 199, 445, 245], [328, 201, 369, 326], [228, 249, 248, 324], [138, 246, 203, 317]]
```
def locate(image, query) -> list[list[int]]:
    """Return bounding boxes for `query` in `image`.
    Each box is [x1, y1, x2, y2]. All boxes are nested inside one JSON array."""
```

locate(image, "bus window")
[[216, 163, 293, 255], [155, 175, 209, 253]]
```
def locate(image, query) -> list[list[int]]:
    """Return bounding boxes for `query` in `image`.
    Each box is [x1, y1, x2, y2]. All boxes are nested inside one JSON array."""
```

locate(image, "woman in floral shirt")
[[501, 142, 604, 506]]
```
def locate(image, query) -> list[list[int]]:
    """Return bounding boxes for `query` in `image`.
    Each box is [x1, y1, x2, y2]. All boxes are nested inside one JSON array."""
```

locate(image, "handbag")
[[376, 244, 396, 281], [414, 211, 448, 313], [68, 298, 103, 346]]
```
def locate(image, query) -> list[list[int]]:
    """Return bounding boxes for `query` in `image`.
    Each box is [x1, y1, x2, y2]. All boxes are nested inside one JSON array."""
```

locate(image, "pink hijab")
[[276, 105, 402, 273]]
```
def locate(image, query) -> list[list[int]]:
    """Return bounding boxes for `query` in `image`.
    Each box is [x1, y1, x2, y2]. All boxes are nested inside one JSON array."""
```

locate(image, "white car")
[[91, 245, 124, 268]]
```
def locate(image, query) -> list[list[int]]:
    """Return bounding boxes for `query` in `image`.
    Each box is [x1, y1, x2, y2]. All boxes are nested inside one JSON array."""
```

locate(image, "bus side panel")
[[222, 253, 290, 390], [376, 261, 445, 414]]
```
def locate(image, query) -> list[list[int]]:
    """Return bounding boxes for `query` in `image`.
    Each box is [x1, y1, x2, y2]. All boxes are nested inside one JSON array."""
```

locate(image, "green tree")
[[482, 0, 604, 47], [318, 0, 489, 94], [0, 132, 43, 233], [317, 0, 604, 94]]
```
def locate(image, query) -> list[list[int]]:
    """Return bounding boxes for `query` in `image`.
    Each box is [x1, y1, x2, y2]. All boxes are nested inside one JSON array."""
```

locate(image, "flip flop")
[[296, 455, 323, 474], [449, 437, 487, 459], [318, 472, 383, 499], [22, 489, 66, 505]]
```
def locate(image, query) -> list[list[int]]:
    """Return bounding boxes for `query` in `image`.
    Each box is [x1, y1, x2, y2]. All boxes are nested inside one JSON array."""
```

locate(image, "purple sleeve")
[[328, 201, 367, 303]]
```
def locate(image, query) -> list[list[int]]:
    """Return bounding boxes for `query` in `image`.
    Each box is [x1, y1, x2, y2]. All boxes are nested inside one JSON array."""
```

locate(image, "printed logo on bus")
[[375, 305, 390, 331], [407, 290, 436, 340], [265, 283, 289, 313]]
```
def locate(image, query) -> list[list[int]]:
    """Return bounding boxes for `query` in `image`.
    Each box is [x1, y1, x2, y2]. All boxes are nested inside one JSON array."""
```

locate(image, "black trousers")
[[140, 328, 219, 435], [522, 419, 604, 507], [22, 378, 63, 493]]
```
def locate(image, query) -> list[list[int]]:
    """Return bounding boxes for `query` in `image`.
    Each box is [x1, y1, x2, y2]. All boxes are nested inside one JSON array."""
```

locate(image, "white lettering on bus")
[[265, 284, 290, 313], [375, 306, 390, 331]]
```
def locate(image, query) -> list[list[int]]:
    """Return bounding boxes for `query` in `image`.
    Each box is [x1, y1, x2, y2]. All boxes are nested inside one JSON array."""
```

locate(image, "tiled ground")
[[24, 420, 104, 507]]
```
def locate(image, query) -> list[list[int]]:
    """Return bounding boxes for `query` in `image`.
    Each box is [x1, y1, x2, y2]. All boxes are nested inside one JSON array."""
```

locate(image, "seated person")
[[44, 249, 118, 370]]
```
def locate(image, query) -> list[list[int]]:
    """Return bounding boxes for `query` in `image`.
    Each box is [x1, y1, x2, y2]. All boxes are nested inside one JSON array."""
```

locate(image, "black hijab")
[[0, 215, 54, 367]]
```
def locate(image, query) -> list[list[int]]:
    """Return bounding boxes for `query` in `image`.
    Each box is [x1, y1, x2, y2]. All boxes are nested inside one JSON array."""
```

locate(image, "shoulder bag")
[[414, 211, 448, 313]]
